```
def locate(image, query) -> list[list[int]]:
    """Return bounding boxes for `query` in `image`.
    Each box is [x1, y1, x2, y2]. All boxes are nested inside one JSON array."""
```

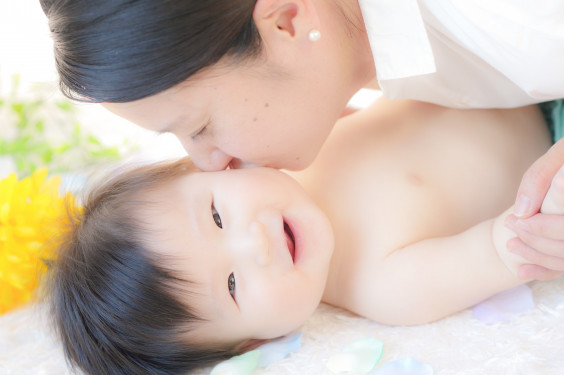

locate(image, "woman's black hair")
[[40, 0, 261, 102]]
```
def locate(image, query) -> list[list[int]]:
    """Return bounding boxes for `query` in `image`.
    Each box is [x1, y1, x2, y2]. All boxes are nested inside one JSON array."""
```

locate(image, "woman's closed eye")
[[228, 273, 236, 300], [211, 203, 222, 228], [191, 118, 211, 141]]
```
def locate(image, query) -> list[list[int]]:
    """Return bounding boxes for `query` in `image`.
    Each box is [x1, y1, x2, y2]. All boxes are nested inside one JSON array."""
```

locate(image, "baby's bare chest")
[[305, 107, 546, 258]]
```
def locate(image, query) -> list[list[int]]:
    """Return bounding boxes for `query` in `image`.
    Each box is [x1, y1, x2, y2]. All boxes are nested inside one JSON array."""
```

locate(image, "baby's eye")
[[228, 273, 236, 299], [211, 204, 222, 228]]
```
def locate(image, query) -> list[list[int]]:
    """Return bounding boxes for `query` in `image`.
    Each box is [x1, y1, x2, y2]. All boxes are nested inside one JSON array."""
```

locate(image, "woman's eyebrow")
[[162, 115, 206, 137]]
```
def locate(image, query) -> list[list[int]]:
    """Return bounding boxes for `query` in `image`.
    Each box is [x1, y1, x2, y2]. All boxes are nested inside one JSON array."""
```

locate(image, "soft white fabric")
[[359, 0, 564, 108], [357, 0, 436, 81], [1, 278, 563, 375]]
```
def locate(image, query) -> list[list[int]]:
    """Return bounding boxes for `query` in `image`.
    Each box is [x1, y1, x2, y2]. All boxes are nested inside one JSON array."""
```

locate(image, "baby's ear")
[[233, 338, 270, 353]]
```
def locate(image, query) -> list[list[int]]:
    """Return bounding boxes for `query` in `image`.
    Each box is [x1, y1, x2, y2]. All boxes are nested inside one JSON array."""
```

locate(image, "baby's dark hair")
[[39, 0, 261, 102], [46, 158, 238, 375]]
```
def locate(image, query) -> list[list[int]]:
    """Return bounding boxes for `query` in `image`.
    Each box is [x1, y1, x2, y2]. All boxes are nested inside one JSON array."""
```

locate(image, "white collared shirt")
[[358, 0, 564, 108]]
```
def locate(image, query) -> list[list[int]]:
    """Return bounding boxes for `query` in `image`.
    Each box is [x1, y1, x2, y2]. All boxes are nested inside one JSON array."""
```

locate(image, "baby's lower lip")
[[284, 221, 295, 263], [284, 218, 300, 264]]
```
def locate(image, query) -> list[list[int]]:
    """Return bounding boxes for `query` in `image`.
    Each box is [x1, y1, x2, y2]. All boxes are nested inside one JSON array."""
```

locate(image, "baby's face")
[[145, 167, 334, 346]]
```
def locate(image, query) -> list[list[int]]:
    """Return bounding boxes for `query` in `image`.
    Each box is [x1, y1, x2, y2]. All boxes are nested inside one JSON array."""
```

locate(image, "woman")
[[40, 0, 564, 279]]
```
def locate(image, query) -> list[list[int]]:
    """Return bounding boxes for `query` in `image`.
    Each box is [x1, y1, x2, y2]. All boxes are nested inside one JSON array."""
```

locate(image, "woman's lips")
[[283, 220, 296, 263]]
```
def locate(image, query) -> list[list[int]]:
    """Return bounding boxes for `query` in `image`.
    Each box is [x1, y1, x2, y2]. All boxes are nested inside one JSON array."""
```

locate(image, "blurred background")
[[0, 0, 186, 180]]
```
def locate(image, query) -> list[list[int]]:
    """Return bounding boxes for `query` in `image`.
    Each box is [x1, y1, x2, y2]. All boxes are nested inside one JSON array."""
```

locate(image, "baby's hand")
[[506, 165, 564, 280]]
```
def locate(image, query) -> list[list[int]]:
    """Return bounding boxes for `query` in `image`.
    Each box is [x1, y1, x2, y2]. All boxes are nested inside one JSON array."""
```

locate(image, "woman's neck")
[[339, 0, 377, 89]]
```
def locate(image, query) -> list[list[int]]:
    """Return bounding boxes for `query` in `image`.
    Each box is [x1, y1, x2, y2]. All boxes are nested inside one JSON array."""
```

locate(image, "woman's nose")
[[189, 147, 233, 172], [229, 159, 261, 169]]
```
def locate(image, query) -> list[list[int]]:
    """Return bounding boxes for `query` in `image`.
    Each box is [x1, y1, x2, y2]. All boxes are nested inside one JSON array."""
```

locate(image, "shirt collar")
[[358, 0, 436, 81]]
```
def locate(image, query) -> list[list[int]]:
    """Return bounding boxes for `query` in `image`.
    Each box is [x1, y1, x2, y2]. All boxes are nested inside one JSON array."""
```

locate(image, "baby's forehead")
[[134, 176, 193, 212]]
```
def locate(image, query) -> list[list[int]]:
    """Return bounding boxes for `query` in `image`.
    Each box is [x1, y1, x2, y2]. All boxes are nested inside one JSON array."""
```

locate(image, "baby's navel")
[[406, 172, 424, 186]]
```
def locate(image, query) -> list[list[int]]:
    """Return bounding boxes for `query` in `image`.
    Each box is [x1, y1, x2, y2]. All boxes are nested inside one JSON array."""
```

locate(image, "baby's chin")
[[257, 299, 324, 341]]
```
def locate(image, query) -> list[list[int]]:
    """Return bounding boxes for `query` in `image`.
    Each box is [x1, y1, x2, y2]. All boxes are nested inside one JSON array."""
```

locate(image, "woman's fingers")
[[517, 263, 563, 281], [514, 138, 564, 218], [507, 236, 564, 273]]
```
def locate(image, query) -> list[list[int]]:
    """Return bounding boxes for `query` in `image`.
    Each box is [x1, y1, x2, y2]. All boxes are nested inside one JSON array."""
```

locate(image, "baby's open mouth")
[[283, 221, 296, 263]]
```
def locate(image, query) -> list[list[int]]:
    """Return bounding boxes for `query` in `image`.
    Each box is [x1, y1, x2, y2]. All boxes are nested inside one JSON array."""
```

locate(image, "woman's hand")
[[506, 138, 564, 280]]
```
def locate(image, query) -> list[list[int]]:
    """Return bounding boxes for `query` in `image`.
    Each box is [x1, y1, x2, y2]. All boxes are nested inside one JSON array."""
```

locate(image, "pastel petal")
[[326, 338, 384, 374], [210, 349, 260, 375], [472, 285, 535, 324], [256, 332, 302, 368], [372, 357, 433, 375]]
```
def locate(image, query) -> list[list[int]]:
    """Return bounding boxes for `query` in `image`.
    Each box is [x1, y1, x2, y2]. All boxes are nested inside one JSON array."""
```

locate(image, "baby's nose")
[[236, 221, 271, 266]]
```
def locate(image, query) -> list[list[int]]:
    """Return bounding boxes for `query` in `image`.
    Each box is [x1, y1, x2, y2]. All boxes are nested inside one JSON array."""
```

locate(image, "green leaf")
[[15, 158, 27, 173], [35, 120, 45, 132], [11, 102, 25, 115], [0, 140, 8, 154], [41, 149, 54, 163], [11, 136, 32, 152], [73, 123, 82, 137], [87, 135, 102, 146], [90, 147, 120, 159], [1, 74, 137, 175], [54, 143, 72, 154], [56, 101, 74, 112]]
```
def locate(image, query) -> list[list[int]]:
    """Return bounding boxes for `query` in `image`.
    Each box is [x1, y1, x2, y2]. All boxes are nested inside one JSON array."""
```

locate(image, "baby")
[[47, 98, 563, 375]]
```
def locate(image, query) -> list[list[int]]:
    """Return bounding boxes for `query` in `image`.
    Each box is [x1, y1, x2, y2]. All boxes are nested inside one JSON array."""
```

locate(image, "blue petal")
[[256, 332, 302, 368], [371, 357, 433, 375], [472, 285, 535, 324]]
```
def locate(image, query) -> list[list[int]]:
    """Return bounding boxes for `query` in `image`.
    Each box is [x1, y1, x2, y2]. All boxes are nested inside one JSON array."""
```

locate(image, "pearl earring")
[[308, 29, 321, 42]]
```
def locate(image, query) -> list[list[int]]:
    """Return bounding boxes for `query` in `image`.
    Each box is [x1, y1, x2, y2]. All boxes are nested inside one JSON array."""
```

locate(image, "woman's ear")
[[253, 0, 319, 44]]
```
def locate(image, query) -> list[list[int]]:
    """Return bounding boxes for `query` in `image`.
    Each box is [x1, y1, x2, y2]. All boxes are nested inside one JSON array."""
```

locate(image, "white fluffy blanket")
[[1, 278, 563, 375]]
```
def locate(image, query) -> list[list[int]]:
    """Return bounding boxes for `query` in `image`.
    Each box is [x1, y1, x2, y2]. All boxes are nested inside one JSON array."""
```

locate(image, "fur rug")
[[1, 278, 563, 375]]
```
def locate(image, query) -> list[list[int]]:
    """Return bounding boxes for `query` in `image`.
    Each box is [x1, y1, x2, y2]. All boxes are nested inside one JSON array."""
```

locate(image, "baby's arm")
[[351, 167, 564, 326]]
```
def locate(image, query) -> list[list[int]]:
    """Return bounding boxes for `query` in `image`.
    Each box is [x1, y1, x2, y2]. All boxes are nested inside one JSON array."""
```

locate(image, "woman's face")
[[144, 167, 334, 346], [103, 54, 352, 172]]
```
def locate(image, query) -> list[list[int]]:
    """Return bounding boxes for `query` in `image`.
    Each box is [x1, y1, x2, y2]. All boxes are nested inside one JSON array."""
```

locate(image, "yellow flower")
[[0, 169, 76, 314]]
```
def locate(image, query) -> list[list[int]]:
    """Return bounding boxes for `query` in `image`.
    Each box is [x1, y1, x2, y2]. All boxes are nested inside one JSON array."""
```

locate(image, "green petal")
[[326, 338, 384, 374], [210, 349, 261, 375]]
